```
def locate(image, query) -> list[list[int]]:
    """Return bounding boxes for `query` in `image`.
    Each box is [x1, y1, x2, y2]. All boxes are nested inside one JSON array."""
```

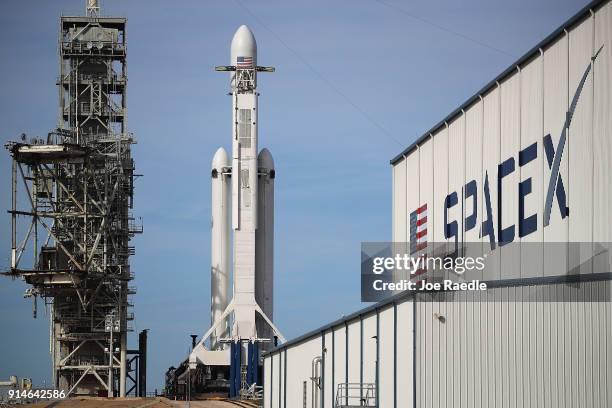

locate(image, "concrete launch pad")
[[21, 397, 257, 408]]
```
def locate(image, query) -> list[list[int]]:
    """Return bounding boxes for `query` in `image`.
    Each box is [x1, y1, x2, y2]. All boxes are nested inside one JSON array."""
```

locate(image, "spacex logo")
[[414, 47, 603, 252]]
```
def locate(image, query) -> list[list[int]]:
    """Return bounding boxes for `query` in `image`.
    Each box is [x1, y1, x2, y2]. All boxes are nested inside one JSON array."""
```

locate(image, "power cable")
[[374, 0, 517, 58], [233, 0, 406, 148]]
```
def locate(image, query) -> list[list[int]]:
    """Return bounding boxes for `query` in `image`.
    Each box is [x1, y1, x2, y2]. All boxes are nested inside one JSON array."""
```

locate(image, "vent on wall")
[[238, 109, 251, 148]]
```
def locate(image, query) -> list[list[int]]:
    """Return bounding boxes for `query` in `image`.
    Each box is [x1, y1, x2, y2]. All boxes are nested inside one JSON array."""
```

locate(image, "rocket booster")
[[207, 25, 280, 347], [190, 24, 284, 375]]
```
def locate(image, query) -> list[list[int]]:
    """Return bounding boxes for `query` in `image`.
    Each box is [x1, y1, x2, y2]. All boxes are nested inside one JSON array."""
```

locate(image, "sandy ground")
[[5, 397, 251, 408], [164, 401, 246, 408]]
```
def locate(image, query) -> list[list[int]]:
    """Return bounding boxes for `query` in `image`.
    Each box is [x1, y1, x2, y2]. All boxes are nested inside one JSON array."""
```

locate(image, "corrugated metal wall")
[[415, 282, 611, 408], [263, 281, 611, 408], [263, 300, 416, 408]]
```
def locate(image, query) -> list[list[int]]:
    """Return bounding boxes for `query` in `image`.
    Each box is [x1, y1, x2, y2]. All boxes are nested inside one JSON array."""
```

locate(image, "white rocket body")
[[192, 26, 284, 368], [210, 147, 230, 349], [230, 25, 260, 340], [256, 149, 274, 345]]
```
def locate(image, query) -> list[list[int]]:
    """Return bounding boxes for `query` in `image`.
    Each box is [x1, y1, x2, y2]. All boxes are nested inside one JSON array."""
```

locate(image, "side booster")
[[210, 147, 230, 349], [191, 26, 285, 386], [209, 147, 276, 348]]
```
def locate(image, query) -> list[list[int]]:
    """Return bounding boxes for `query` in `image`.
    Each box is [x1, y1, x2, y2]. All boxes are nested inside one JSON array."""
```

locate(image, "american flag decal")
[[237, 56, 253, 68], [410, 204, 427, 251], [410, 204, 428, 280]]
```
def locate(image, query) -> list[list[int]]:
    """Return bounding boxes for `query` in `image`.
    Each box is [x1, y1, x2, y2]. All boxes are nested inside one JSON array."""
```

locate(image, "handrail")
[[335, 383, 376, 407]]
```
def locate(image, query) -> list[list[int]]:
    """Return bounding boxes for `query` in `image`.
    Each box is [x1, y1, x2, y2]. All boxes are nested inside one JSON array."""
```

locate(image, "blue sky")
[[0, 0, 588, 392]]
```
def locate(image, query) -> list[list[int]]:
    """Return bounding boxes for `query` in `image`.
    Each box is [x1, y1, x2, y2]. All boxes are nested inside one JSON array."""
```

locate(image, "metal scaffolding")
[[3, 2, 141, 397]]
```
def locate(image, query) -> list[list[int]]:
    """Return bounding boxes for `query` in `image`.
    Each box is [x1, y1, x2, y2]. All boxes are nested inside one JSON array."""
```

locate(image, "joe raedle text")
[[372, 279, 488, 292]]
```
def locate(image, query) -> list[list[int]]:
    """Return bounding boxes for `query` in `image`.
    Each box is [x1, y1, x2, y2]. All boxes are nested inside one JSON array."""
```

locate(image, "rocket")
[[191, 25, 284, 371]]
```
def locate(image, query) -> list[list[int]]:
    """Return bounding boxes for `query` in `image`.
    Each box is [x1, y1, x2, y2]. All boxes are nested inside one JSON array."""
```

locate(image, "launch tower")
[[4, 0, 140, 397]]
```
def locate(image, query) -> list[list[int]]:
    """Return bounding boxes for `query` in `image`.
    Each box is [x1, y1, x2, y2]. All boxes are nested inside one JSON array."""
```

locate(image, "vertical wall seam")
[[518, 64, 523, 280], [321, 332, 325, 408], [517, 64, 522, 408], [404, 147, 408, 245], [498, 80, 502, 282], [376, 310, 380, 408], [589, 10, 597, 405], [565, 29, 573, 408], [413, 301, 417, 408], [345, 321, 348, 407], [462, 110, 466, 255], [498, 80, 502, 407], [393, 303, 397, 408], [392, 163, 395, 242], [431, 133, 435, 253], [480, 94, 484, 406], [332, 330, 335, 408], [568, 24, 573, 283], [590, 10, 596, 261], [540, 46, 545, 302], [269, 353, 273, 408], [360, 316, 364, 400]]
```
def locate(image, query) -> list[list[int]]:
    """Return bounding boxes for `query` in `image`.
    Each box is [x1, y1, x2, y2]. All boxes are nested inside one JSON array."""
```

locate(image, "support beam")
[[67, 367, 91, 396], [59, 340, 88, 366], [119, 332, 126, 397], [11, 159, 16, 268]]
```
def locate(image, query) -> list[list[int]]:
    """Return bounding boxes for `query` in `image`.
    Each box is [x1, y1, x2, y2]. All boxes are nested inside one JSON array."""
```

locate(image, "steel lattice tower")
[[4, 0, 141, 397]]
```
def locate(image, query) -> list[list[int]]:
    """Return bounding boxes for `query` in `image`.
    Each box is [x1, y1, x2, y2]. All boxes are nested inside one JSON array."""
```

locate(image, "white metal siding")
[[323, 331, 333, 408], [464, 103, 484, 278], [543, 34, 569, 275], [414, 282, 612, 408], [568, 14, 595, 275], [482, 86, 501, 280], [264, 355, 272, 408], [271, 352, 279, 408], [347, 320, 360, 386], [419, 140, 434, 260], [432, 126, 449, 281], [396, 301, 414, 407], [263, 282, 611, 408], [500, 74, 521, 279], [285, 338, 320, 408], [392, 4, 610, 280], [332, 326, 346, 406], [362, 315, 376, 386], [392, 160, 407, 245], [448, 116, 465, 282], [593, 2, 612, 271], [404, 152, 420, 282], [378, 306, 394, 408], [519, 55, 544, 278], [594, 2, 612, 398], [392, 160, 407, 283], [279, 351, 284, 408]]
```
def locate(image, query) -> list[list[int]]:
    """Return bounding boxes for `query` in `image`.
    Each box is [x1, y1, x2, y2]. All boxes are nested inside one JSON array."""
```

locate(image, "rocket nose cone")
[[257, 148, 274, 169], [231, 25, 257, 66], [212, 147, 229, 170]]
